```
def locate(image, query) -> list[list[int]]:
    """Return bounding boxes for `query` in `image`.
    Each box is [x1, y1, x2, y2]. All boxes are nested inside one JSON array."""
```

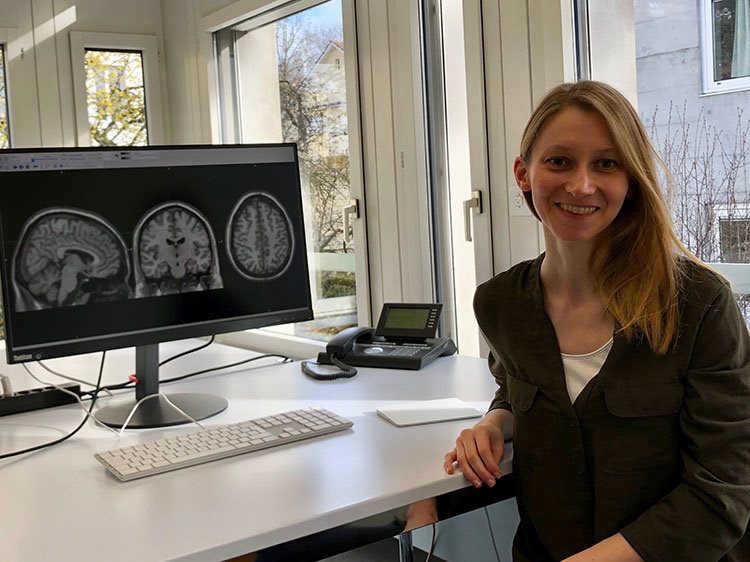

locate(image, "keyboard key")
[[95, 408, 353, 481]]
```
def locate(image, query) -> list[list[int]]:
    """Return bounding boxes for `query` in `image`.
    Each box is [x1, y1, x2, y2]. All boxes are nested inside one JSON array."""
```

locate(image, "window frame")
[[201, 0, 372, 358], [0, 28, 13, 149], [70, 31, 165, 146], [700, 0, 750, 95]]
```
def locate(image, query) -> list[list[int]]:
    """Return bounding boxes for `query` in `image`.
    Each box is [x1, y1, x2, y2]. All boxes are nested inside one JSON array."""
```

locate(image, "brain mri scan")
[[133, 202, 223, 297], [227, 192, 294, 281], [12, 208, 132, 310]]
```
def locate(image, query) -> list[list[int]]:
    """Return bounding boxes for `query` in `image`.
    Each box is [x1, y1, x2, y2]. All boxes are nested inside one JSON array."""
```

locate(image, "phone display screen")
[[374, 303, 442, 339], [383, 308, 430, 330]]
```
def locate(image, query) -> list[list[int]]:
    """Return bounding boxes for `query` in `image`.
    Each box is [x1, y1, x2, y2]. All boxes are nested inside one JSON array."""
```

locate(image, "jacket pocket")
[[506, 375, 538, 412], [604, 382, 684, 418], [602, 383, 684, 474]]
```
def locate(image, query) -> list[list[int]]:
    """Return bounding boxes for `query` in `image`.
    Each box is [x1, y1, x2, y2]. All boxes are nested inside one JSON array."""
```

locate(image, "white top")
[[561, 338, 614, 403]]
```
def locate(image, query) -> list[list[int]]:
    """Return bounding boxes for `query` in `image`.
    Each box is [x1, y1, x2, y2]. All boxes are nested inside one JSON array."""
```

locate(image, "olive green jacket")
[[475, 255, 750, 562]]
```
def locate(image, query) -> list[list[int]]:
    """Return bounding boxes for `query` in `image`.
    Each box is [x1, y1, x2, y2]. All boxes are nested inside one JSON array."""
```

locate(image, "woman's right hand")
[[443, 421, 506, 488]]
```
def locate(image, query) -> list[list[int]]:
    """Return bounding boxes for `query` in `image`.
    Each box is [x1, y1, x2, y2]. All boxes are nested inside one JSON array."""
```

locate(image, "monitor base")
[[95, 393, 228, 429]]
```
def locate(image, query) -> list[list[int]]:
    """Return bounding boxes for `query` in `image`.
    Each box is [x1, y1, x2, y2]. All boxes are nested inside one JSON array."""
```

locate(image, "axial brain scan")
[[227, 192, 294, 280], [12, 209, 132, 310], [134, 202, 223, 297]]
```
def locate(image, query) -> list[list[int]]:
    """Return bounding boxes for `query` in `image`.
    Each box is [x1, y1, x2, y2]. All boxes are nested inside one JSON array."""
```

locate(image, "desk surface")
[[0, 340, 510, 561]]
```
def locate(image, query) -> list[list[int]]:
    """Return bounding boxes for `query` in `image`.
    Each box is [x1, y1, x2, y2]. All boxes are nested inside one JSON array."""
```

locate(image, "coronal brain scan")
[[12, 208, 132, 311], [134, 202, 223, 297], [227, 192, 294, 280]]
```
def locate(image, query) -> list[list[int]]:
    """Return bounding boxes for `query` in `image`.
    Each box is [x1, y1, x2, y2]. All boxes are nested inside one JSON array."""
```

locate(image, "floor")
[[321, 537, 448, 562]]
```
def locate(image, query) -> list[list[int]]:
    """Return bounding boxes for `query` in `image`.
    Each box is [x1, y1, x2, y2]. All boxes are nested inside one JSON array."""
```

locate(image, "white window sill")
[[214, 330, 326, 360]]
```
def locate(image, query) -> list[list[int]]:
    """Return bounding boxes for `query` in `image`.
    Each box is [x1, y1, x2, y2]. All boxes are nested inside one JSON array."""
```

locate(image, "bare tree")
[[651, 102, 749, 262], [274, 18, 352, 261], [650, 101, 750, 316]]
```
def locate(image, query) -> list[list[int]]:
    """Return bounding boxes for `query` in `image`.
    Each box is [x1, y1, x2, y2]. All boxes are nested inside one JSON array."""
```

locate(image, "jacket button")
[[573, 446, 581, 453], [569, 422, 576, 429], [576, 470, 584, 476]]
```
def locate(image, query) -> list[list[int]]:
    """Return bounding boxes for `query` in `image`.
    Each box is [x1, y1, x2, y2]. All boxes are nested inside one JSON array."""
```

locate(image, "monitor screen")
[[0, 144, 313, 363], [0, 144, 313, 427]]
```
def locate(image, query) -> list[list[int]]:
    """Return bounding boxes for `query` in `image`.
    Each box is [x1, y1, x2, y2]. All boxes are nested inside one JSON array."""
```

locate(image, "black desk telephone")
[[317, 303, 456, 371]]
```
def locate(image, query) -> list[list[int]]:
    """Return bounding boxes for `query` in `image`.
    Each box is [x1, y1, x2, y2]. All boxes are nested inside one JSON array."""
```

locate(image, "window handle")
[[343, 198, 360, 244], [463, 190, 483, 242]]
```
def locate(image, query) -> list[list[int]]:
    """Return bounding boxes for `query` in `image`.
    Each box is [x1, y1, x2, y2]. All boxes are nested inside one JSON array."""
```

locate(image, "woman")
[[443, 81, 750, 561]]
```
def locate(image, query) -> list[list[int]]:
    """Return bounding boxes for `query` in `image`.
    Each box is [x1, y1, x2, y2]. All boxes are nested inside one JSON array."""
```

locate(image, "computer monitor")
[[0, 144, 312, 428]]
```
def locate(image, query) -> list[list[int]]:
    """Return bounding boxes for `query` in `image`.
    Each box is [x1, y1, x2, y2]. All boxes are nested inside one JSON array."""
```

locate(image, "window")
[[83, 49, 148, 146], [719, 216, 750, 262], [0, 43, 8, 339], [213, 0, 362, 343], [70, 32, 164, 146], [0, 44, 9, 149], [631, 0, 750, 319], [701, 0, 750, 94]]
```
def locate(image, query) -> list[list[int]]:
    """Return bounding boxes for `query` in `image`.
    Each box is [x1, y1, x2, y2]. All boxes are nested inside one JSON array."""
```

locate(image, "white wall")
[[0, 0, 168, 147]]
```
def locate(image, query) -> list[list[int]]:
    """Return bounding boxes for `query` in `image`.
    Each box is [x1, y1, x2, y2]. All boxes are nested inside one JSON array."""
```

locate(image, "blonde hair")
[[519, 81, 696, 354]]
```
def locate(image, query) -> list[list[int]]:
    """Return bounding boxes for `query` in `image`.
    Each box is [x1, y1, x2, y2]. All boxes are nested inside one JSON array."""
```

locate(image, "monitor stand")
[[94, 343, 228, 429]]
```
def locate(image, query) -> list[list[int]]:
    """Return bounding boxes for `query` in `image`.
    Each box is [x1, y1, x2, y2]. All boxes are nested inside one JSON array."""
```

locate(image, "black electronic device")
[[316, 303, 456, 370], [0, 144, 313, 428]]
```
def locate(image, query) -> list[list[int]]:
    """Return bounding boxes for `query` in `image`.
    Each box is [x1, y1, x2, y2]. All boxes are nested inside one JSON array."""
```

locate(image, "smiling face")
[[514, 106, 631, 249]]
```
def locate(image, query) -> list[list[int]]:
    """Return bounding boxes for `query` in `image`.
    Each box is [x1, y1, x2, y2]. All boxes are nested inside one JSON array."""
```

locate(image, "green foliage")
[[320, 271, 355, 298]]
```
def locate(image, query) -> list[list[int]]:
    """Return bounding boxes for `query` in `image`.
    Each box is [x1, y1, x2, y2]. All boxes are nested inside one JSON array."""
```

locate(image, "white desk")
[[0, 340, 513, 561]]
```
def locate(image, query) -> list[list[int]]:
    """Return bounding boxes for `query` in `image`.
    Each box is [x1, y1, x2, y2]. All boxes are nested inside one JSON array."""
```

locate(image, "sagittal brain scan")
[[134, 202, 223, 297], [12, 208, 132, 311], [227, 192, 294, 280]]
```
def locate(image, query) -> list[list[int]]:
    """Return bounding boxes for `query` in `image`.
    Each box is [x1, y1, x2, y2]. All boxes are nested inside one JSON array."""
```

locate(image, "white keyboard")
[[94, 407, 353, 481]]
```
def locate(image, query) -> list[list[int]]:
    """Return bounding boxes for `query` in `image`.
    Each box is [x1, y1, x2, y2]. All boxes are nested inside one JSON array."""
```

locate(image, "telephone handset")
[[300, 326, 369, 381], [304, 303, 456, 378], [325, 326, 376, 358]]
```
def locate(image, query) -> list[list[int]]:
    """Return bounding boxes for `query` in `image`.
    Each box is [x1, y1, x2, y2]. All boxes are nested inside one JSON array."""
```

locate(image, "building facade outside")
[[635, 0, 750, 265]]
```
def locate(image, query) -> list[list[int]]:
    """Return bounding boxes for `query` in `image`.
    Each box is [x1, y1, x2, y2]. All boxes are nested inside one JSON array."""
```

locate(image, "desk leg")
[[398, 531, 414, 562]]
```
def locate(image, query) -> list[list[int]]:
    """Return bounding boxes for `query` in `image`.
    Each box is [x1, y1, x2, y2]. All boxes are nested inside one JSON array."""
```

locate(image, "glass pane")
[[634, 0, 750, 320], [84, 49, 148, 146], [0, 45, 9, 149], [0, 45, 7, 339], [720, 218, 750, 262], [712, 0, 750, 81], [215, 0, 358, 341]]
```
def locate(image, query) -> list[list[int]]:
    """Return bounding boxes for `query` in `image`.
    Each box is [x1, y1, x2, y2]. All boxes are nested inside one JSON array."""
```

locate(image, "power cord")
[[0, 374, 13, 397], [0, 351, 107, 460], [78, 337, 291, 399], [484, 506, 502, 561], [425, 522, 437, 562], [36, 360, 113, 396], [108, 393, 206, 437], [158, 353, 291, 385], [22, 364, 119, 437]]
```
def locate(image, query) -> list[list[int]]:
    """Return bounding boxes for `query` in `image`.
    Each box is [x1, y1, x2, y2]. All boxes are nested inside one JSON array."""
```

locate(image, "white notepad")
[[377, 398, 483, 427]]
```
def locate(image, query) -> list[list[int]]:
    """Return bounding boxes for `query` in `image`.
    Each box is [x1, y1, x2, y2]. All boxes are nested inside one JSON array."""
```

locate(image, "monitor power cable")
[[484, 506, 503, 562], [78, 337, 291, 399], [77, 337, 219, 397], [22, 364, 119, 437], [0, 352, 107, 461], [109, 393, 205, 437]]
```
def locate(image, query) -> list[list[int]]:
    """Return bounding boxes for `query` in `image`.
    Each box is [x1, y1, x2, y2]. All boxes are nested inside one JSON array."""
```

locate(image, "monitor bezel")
[[0, 143, 314, 364]]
